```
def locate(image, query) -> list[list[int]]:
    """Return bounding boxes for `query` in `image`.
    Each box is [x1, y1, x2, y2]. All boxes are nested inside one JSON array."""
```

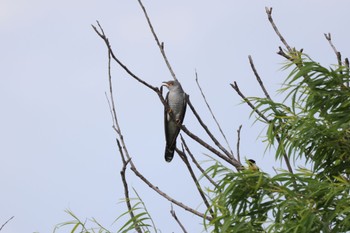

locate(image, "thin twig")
[[170, 205, 188, 233], [265, 7, 292, 53], [195, 72, 234, 157], [176, 146, 214, 218], [236, 125, 242, 164], [107, 52, 119, 131], [248, 55, 271, 99], [180, 135, 218, 188], [136, 0, 177, 81], [0, 216, 14, 231], [324, 33, 342, 66], [105, 92, 117, 130]]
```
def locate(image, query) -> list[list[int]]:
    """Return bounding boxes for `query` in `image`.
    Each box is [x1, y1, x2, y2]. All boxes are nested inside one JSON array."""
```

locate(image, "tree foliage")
[[206, 54, 350, 232]]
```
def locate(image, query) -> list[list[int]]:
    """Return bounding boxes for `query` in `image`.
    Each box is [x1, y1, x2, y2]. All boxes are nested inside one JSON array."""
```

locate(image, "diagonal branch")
[[230, 81, 270, 123], [136, 0, 177, 81], [195, 72, 234, 157], [117, 141, 142, 233], [130, 165, 212, 221], [324, 33, 342, 66], [181, 124, 241, 169], [265, 7, 292, 53], [176, 146, 214, 218], [92, 21, 159, 92], [248, 55, 272, 100], [180, 135, 218, 188], [0, 216, 14, 232]]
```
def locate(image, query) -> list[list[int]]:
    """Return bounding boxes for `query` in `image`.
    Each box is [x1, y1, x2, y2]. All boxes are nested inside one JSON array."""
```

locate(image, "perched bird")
[[162, 80, 187, 162], [247, 159, 260, 171]]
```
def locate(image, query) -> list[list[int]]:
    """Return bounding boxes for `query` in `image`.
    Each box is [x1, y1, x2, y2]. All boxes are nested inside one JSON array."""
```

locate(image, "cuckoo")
[[162, 80, 187, 162]]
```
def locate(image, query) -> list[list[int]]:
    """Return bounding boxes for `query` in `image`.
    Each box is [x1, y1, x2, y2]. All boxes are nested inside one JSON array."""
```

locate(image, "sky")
[[1, 1, 350, 232]]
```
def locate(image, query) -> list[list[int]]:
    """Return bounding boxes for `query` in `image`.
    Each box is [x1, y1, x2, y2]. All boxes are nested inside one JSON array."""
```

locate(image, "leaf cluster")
[[252, 55, 350, 178], [206, 163, 350, 232]]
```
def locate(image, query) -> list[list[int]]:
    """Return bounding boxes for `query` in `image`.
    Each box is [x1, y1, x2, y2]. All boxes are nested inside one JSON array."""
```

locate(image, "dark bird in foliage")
[[162, 80, 187, 162], [247, 159, 260, 171]]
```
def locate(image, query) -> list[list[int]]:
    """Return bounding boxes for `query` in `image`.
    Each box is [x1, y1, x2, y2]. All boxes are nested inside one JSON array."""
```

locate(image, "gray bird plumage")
[[162, 80, 187, 162]]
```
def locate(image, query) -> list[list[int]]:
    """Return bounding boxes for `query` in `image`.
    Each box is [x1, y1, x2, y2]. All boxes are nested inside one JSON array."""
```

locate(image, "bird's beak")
[[162, 81, 169, 87]]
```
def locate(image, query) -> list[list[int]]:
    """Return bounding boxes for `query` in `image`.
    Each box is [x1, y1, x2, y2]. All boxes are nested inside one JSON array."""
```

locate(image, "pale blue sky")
[[1, 1, 349, 232]]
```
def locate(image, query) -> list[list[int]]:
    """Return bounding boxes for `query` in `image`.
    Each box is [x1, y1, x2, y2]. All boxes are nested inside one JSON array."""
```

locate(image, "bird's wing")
[[178, 92, 187, 126], [164, 93, 176, 148], [164, 93, 187, 150]]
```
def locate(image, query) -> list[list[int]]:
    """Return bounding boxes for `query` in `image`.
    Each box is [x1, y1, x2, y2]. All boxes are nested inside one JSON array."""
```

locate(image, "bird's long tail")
[[164, 144, 175, 162]]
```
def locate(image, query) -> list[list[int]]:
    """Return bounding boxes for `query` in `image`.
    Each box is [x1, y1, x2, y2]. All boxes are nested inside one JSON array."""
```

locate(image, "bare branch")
[[180, 135, 218, 188], [118, 142, 142, 233], [195, 72, 234, 157], [230, 82, 270, 123], [181, 124, 241, 169], [176, 146, 214, 218], [236, 125, 242, 164], [324, 33, 342, 66], [170, 205, 188, 233], [136, 0, 177, 81], [91, 21, 159, 92], [130, 166, 212, 221], [248, 55, 271, 100], [0, 216, 14, 232], [265, 7, 292, 52]]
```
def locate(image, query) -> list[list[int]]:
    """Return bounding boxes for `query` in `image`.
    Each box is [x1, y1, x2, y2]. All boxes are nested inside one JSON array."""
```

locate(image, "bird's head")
[[162, 80, 182, 91], [248, 159, 256, 164], [247, 159, 259, 171]]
